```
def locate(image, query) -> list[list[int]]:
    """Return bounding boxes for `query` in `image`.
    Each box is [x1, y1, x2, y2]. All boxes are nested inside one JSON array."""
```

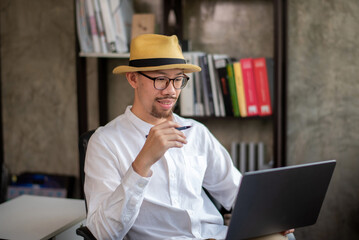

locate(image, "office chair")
[[76, 129, 296, 240], [76, 129, 97, 240]]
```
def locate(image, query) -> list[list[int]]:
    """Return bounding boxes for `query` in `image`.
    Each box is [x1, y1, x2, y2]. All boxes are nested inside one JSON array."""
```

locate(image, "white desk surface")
[[0, 194, 86, 240]]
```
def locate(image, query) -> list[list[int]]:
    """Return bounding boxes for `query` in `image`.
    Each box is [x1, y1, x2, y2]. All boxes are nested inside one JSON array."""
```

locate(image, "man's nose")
[[161, 80, 177, 94]]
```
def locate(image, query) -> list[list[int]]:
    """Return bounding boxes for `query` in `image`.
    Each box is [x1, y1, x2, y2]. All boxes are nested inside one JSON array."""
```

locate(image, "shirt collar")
[[125, 106, 154, 136]]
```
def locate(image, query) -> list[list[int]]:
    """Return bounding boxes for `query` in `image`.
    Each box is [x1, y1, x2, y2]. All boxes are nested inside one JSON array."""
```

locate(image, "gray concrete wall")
[[0, 0, 78, 177], [287, 0, 359, 239]]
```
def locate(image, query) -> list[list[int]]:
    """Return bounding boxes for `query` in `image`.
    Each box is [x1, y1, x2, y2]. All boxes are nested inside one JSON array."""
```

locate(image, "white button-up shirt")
[[85, 106, 242, 240]]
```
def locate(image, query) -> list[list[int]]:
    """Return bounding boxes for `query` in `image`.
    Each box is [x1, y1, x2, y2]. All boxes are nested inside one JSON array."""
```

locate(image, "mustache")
[[155, 96, 177, 101]]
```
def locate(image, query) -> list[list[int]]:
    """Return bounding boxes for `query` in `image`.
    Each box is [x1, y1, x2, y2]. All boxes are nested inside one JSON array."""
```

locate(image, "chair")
[[75, 130, 295, 240], [76, 129, 97, 240]]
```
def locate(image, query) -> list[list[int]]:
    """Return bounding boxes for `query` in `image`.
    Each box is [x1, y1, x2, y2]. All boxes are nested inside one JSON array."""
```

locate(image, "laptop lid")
[[226, 160, 336, 240]]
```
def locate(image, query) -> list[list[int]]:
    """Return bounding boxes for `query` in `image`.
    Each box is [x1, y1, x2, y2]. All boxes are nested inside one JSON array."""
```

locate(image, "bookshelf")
[[75, 0, 287, 167]]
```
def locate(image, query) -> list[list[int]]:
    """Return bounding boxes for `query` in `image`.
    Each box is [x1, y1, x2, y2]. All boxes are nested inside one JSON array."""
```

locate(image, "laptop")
[[225, 160, 336, 240]]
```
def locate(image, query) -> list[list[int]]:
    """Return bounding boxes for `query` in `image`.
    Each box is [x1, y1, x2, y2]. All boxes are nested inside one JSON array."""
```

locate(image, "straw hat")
[[112, 34, 201, 74]]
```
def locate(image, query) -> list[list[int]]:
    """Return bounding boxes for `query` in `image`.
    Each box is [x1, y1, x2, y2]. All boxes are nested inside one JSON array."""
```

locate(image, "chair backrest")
[[77, 130, 97, 240], [78, 130, 96, 202]]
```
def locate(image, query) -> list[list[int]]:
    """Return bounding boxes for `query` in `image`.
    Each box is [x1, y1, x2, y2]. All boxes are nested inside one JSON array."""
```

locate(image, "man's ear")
[[126, 72, 138, 89]]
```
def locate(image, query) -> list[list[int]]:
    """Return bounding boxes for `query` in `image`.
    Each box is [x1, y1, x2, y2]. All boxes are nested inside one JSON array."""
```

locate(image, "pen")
[[146, 125, 192, 138]]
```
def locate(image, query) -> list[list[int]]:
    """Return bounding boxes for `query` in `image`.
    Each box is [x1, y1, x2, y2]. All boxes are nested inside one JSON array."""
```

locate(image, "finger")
[[147, 121, 182, 138], [158, 131, 188, 145], [281, 229, 295, 235], [149, 125, 187, 141], [155, 120, 182, 131]]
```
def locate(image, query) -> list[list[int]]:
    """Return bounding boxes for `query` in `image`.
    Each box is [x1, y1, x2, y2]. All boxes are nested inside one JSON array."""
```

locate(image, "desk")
[[0, 194, 86, 240]]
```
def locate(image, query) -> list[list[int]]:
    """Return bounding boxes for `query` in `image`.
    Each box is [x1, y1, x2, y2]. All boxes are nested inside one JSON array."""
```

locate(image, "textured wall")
[[287, 0, 359, 239], [0, 0, 78, 176], [183, 0, 274, 58]]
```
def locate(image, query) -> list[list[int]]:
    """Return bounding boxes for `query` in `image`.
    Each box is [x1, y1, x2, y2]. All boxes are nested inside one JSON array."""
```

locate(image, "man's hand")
[[132, 121, 188, 177], [281, 229, 295, 236]]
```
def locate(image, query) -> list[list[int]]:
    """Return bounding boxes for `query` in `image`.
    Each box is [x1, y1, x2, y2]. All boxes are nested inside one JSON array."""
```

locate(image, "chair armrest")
[[76, 225, 97, 240]]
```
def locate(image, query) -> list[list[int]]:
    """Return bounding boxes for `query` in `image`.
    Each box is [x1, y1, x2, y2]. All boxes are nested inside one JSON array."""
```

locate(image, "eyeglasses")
[[138, 72, 189, 90]]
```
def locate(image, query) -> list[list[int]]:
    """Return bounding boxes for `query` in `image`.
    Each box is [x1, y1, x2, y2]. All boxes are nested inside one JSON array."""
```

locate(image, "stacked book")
[[180, 52, 274, 118], [230, 141, 273, 173], [76, 0, 134, 54]]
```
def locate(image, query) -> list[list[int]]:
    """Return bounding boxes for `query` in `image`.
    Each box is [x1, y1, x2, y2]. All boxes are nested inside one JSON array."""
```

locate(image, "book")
[[231, 142, 239, 169], [76, 0, 94, 53], [239, 142, 247, 173], [212, 54, 227, 117], [199, 54, 214, 116], [109, 0, 129, 53], [253, 58, 272, 116], [214, 56, 233, 116], [233, 62, 247, 117], [257, 142, 265, 170], [226, 63, 240, 117], [180, 53, 195, 116], [98, 0, 118, 52], [207, 54, 221, 117], [192, 52, 205, 116], [85, 0, 101, 53], [248, 142, 256, 171], [240, 58, 259, 116], [92, 0, 108, 53]]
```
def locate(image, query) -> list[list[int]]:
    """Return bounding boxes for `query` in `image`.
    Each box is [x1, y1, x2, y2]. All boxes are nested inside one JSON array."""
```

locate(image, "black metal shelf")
[[74, 0, 287, 167]]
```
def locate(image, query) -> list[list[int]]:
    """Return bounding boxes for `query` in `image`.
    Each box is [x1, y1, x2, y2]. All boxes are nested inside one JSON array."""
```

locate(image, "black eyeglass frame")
[[138, 72, 190, 90]]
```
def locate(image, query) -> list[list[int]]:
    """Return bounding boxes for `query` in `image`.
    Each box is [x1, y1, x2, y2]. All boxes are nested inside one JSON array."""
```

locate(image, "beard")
[[150, 96, 177, 119]]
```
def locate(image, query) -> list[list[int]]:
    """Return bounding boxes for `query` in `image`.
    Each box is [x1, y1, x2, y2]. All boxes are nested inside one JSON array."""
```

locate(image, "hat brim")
[[112, 63, 201, 74]]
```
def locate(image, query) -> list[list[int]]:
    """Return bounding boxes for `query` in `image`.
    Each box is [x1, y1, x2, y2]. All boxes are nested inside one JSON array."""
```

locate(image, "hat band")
[[129, 58, 186, 67]]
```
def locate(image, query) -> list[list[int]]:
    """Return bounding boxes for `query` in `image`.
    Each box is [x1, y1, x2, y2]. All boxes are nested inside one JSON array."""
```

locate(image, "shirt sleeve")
[[201, 128, 242, 211], [84, 131, 151, 240]]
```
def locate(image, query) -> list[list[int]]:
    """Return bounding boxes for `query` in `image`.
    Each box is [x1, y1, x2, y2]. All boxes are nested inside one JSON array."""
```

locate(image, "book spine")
[[192, 53, 205, 116], [233, 62, 248, 117], [109, 0, 129, 53], [231, 142, 239, 169], [92, 0, 108, 53], [207, 54, 221, 117], [226, 63, 240, 117], [199, 55, 214, 116], [239, 142, 247, 173], [180, 53, 195, 116], [76, 0, 94, 53], [85, 0, 101, 53], [215, 57, 233, 116], [240, 58, 259, 116], [253, 58, 272, 116], [248, 142, 256, 172], [98, 0, 117, 52], [257, 142, 265, 170]]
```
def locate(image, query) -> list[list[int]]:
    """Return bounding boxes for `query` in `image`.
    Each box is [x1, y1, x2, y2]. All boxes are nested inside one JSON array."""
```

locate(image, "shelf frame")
[[74, 0, 288, 167]]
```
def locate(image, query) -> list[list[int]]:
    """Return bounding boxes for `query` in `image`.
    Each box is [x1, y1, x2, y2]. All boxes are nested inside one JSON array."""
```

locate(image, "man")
[[84, 34, 294, 239]]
